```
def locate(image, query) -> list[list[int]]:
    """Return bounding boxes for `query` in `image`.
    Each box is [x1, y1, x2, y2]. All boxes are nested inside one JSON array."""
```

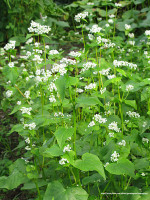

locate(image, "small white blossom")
[[69, 51, 81, 57], [88, 121, 95, 127], [24, 91, 30, 99], [109, 132, 114, 138], [17, 101, 21, 105], [93, 114, 107, 124], [142, 138, 149, 144], [111, 151, 120, 162], [8, 62, 14, 68], [100, 87, 106, 94], [126, 111, 140, 118], [76, 88, 84, 93], [49, 50, 59, 55], [63, 144, 71, 153], [104, 162, 109, 167], [108, 121, 120, 132], [6, 90, 13, 98], [20, 107, 32, 115], [118, 140, 126, 146], [49, 94, 56, 103], [74, 12, 88, 23], [90, 24, 102, 33], [85, 83, 96, 90], [59, 158, 69, 165], [125, 24, 131, 30], [25, 137, 30, 144], [25, 146, 31, 151], [126, 85, 134, 92]]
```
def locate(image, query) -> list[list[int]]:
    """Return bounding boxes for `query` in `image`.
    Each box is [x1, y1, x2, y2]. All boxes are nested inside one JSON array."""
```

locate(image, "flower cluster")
[[108, 121, 120, 132], [69, 51, 81, 57], [60, 58, 76, 65], [49, 94, 56, 103], [28, 20, 51, 34], [126, 84, 134, 92], [125, 24, 131, 30], [93, 114, 107, 124], [100, 87, 106, 94], [118, 140, 126, 146], [126, 111, 140, 118], [24, 122, 36, 130], [145, 30, 150, 36], [63, 144, 71, 153], [113, 60, 137, 70], [81, 62, 97, 73], [99, 68, 110, 76], [6, 90, 13, 98], [111, 151, 120, 162], [4, 40, 16, 51], [59, 158, 69, 165], [142, 138, 149, 144], [90, 24, 102, 33], [49, 50, 59, 55], [74, 12, 88, 22], [51, 63, 67, 76], [85, 82, 96, 90], [20, 107, 32, 115]]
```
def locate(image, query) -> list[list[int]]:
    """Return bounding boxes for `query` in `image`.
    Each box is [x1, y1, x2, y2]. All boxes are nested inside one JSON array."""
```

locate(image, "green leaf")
[[133, 0, 145, 5], [54, 127, 74, 148], [21, 180, 47, 190], [76, 96, 101, 107], [42, 144, 63, 157], [44, 181, 88, 200], [73, 153, 106, 179], [124, 100, 137, 110], [9, 124, 23, 135], [134, 158, 149, 170], [105, 158, 135, 177], [66, 76, 79, 87], [55, 76, 66, 101]]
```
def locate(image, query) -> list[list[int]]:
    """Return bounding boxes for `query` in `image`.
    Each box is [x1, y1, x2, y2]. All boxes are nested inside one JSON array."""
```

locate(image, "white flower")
[[81, 62, 97, 73], [17, 101, 21, 105], [118, 140, 126, 146], [128, 41, 135, 46], [142, 138, 149, 144], [115, 3, 122, 7], [111, 151, 120, 162], [49, 94, 56, 103], [85, 82, 96, 90], [109, 14, 115, 18], [90, 24, 102, 33], [108, 19, 113, 24], [63, 144, 71, 153], [6, 90, 13, 98], [126, 84, 134, 91], [25, 137, 30, 144], [26, 37, 33, 44], [109, 132, 114, 138], [126, 111, 140, 118], [128, 33, 134, 38], [25, 146, 31, 151], [69, 51, 81, 57], [88, 121, 95, 127], [113, 60, 137, 70], [51, 63, 67, 76], [4, 40, 16, 51], [49, 50, 59, 55], [141, 172, 146, 176], [8, 62, 14, 68], [59, 158, 69, 165], [28, 20, 51, 34], [142, 122, 147, 127], [100, 87, 106, 94], [24, 90, 30, 99], [76, 88, 84, 93], [74, 12, 88, 23], [60, 58, 76, 65], [125, 24, 131, 30], [32, 55, 43, 64], [99, 68, 110, 76], [145, 30, 150, 36], [104, 162, 109, 167], [24, 122, 36, 130], [108, 121, 120, 132], [88, 34, 95, 41], [93, 114, 107, 124], [20, 107, 32, 115], [105, 24, 110, 27], [87, 2, 94, 5], [107, 74, 116, 79], [48, 82, 57, 92]]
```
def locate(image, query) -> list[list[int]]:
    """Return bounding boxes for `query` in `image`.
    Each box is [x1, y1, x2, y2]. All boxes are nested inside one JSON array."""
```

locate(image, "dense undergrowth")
[[0, 0, 150, 200]]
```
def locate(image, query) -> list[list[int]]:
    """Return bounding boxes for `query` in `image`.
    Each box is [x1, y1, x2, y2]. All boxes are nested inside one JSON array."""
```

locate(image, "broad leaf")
[[73, 153, 106, 179], [44, 181, 88, 200]]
